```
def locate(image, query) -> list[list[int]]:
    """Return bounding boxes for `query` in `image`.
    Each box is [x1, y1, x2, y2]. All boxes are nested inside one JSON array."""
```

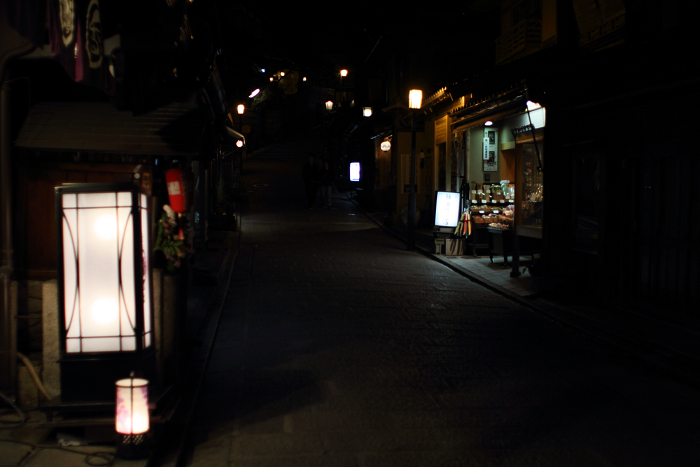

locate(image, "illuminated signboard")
[[434, 191, 461, 228], [350, 162, 361, 182]]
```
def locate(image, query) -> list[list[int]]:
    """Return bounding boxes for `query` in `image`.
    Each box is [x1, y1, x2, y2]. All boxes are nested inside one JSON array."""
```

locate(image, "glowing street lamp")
[[407, 89, 423, 251], [326, 100, 334, 111], [409, 89, 423, 110], [339, 69, 348, 105], [236, 104, 245, 132], [55, 183, 155, 402], [363, 107, 372, 117]]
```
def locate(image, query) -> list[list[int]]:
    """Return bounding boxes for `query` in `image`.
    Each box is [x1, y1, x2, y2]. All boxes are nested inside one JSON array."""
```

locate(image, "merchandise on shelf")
[[469, 182, 515, 229]]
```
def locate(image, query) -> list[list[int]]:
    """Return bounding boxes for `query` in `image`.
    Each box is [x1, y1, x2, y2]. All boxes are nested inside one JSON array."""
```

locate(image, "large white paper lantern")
[[56, 183, 155, 402]]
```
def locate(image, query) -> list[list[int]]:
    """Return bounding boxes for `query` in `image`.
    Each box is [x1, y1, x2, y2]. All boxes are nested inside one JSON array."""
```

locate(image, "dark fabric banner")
[[49, 0, 112, 94]]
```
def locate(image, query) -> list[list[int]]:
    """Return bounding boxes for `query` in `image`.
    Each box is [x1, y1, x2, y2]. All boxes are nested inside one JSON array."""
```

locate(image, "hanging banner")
[[49, 0, 111, 94], [483, 128, 498, 172]]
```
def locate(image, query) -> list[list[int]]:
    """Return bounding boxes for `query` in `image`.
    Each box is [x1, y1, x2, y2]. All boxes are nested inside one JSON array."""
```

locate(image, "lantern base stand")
[[116, 433, 151, 460], [59, 351, 157, 403]]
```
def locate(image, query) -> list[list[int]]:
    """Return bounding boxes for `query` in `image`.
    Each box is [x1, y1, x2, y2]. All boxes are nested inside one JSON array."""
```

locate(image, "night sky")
[[237, 3, 501, 91], [6, 1, 501, 109]]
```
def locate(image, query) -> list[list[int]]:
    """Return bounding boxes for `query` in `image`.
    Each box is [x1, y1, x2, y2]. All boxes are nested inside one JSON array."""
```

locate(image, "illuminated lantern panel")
[[116, 377, 150, 435], [380, 141, 391, 152], [409, 89, 423, 109], [350, 162, 361, 182], [58, 185, 153, 355]]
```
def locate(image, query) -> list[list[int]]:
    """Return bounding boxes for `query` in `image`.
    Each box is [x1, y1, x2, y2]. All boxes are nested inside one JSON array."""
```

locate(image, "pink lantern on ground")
[[116, 375, 149, 434], [115, 374, 150, 459]]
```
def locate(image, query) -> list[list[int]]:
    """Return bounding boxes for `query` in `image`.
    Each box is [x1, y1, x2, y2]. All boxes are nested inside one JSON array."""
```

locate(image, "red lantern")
[[165, 169, 193, 213]]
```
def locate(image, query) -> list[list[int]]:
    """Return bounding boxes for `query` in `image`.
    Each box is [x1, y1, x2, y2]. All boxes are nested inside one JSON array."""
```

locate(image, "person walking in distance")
[[303, 153, 320, 208], [319, 159, 334, 209]]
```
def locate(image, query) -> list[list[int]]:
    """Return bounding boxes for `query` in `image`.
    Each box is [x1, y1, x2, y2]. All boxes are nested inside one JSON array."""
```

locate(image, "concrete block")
[[41, 280, 60, 397], [27, 280, 43, 299], [434, 238, 446, 255], [17, 363, 39, 408]]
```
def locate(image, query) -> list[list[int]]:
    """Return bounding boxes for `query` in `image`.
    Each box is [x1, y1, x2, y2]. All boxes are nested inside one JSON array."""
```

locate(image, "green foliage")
[[154, 208, 189, 273]]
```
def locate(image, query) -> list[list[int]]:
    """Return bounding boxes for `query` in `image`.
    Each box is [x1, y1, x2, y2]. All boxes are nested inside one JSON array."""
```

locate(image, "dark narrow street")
[[179, 131, 699, 467]]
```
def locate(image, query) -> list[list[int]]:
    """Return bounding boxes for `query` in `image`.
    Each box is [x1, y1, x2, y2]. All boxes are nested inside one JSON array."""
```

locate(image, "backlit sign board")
[[350, 162, 361, 182], [434, 191, 461, 228]]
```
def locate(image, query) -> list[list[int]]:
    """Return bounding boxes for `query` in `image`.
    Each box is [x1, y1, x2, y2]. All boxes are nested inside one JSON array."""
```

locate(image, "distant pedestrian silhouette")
[[302, 154, 320, 208], [319, 160, 334, 209]]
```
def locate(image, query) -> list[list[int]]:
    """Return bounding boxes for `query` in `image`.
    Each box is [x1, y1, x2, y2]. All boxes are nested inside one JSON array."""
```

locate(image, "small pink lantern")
[[115, 374, 150, 458]]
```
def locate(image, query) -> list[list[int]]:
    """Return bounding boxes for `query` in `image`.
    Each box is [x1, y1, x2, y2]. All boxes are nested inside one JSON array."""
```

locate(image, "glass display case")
[[515, 140, 543, 237], [466, 183, 515, 256], [469, 183, 515, 230]]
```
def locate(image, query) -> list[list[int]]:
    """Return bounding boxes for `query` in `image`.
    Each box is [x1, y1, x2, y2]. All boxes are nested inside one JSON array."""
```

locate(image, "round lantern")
[[115, 375, 150, 459], [165, 169, 194, 213]]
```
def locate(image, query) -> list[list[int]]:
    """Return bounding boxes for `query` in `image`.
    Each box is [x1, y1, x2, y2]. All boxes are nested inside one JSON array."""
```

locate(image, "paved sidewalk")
[[358, 204, 700, 390]]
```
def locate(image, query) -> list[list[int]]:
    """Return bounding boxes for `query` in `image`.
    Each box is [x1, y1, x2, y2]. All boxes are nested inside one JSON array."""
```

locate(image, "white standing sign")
[[350, 162, 361, 182], [434, 191, 461, 228]]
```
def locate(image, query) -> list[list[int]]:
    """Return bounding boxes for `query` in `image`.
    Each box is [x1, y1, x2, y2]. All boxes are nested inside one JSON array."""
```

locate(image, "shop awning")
[[450, 99, 526, 131], [14, 101, 207, 157]]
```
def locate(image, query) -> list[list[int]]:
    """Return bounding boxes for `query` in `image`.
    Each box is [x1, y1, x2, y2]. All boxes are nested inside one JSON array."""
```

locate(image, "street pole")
[[407, 110, 417, 251], [407, 89, 422, 251]]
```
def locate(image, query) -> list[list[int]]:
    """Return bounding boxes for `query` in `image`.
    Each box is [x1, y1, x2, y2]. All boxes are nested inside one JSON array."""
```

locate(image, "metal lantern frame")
[[55, 183, 156, 403]]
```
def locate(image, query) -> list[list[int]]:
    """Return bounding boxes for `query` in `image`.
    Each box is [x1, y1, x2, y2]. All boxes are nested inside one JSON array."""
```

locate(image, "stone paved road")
[[183, 133, 700, 467]]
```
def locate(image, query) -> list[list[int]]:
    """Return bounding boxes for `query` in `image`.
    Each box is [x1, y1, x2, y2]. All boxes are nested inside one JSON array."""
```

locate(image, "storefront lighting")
[[409, 90, 423, 109], [56, 183, 155, 402]]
